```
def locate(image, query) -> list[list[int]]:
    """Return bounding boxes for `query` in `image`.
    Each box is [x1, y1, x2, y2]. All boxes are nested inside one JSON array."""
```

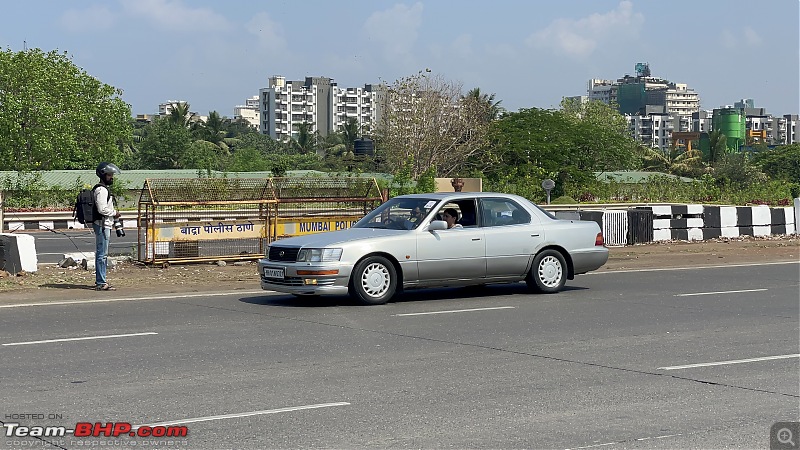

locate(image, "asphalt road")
[[1, 262, 798, 449], [31, 229, 138, 263]]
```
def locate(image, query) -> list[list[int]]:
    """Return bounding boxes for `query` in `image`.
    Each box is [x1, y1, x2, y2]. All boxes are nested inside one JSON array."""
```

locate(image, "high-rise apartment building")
[[233, 95, 260, 131], [589, 64, 700, 150], [259, 76, 385, 142]]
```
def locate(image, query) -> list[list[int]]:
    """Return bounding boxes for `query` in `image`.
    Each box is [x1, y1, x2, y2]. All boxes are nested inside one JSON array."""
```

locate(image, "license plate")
[[263, 268, 284, 279]]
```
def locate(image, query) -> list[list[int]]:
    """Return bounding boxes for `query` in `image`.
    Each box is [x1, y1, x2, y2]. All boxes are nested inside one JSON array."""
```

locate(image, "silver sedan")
[[258, 192, 608, 305]]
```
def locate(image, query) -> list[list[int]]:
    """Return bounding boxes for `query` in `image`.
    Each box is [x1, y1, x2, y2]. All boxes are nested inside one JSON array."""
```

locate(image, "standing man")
[[93, 162, 121, 291]]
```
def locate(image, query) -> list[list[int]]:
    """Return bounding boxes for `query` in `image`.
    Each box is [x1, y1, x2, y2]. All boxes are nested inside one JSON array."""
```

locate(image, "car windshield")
[[353, 197, 441, 230]]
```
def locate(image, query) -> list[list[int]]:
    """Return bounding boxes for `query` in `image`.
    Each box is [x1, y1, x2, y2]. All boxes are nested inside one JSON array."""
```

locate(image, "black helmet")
[[96, 162, 121, 178]]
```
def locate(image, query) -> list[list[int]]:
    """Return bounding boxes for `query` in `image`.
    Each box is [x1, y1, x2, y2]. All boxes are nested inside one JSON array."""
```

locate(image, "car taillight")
[[595, 232, 605, 246]]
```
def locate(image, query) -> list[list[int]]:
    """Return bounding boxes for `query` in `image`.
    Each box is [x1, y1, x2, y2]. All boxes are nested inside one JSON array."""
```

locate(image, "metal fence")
[[270, 177, 383, 239], [137, 177, 383, 265]]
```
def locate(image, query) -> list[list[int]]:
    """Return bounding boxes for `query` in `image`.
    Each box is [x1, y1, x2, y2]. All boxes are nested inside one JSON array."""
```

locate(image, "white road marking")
[[658, 354, 800, 370], [674, 288, 768, 297], [394, 306, 516, 316], [567, 434, 682, 449], [3, 332, 158, 346], [590, 260, 799, 274], [0, 290, 266, 308], [133, 402, 350, 429], [39, 252, 88, 255], [567, 442, 616, 449]]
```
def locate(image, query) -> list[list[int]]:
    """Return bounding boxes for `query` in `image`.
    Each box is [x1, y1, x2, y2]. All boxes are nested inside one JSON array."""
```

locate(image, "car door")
[[479, 197, 543, 278], [416, 200, 485, 284]]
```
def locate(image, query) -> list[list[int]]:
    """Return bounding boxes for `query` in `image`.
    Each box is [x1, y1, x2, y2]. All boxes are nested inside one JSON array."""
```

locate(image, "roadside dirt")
[[1, 235, 797, 303]]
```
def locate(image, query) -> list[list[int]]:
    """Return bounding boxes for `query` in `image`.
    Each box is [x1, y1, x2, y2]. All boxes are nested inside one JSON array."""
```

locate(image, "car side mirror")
[[428, 220, 447, 231]]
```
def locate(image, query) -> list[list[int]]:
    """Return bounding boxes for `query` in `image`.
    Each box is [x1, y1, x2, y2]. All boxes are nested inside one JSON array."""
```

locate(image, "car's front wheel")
[[349, 255, 397, 305], [526, 249, 566, 293]]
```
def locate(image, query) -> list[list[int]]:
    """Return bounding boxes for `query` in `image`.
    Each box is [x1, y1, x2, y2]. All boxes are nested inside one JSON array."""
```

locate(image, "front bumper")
[[257, 258, 352, 296]]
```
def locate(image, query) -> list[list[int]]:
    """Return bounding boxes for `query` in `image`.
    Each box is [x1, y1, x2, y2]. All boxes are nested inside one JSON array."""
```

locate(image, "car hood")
[[270, 228, 405, 248]]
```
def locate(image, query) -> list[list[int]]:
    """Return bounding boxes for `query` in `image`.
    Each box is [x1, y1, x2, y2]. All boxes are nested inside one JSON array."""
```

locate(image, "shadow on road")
[[238, 283, 588, 308], [40, 283, 96, 290]]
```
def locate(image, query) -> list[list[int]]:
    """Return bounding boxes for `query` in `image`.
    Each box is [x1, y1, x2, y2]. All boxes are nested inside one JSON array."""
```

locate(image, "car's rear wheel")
[[349, 256, 397, 305], [526, 249, 566, 293]]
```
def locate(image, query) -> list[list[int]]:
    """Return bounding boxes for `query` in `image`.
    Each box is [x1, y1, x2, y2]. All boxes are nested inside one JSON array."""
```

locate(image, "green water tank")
[[712, 108, 745, 151]]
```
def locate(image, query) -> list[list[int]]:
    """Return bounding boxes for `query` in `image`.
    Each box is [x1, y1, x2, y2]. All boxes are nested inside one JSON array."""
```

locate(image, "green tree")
[[137, 118, 191, 169], [751, 143, 800, 182], [181, 140, 222, 172], [0, 48, 132, 170], [639, 144, 704, 178], [289, 122, 317, 154], [705, 129, 727, 164], [167, 102, 195, 128], [463, 87, 504, 123], [195, 111, 229, 152], [559, 98, 638, 171], [227, 146, 272, 172]]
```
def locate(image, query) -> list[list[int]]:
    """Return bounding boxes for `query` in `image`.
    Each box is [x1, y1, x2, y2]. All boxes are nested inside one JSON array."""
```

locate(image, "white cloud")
[[363, 2, 424, 63], [59, 5, 117, 32], [720, 29, 737, 49], [120, 0, 231, 33], [451, 34, 473, 59], [743, 26, 763, 47], [245, 12, 286, 54], [720, 26, 763, 50], [526, 0, 644, 58]]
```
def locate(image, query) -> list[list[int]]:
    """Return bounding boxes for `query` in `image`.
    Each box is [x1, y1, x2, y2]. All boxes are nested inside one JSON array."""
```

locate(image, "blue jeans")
[[93, 223, 110, 286]]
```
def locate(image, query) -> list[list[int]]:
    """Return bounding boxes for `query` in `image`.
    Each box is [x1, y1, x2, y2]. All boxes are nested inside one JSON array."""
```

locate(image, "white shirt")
[[93, 185, 117, 229]]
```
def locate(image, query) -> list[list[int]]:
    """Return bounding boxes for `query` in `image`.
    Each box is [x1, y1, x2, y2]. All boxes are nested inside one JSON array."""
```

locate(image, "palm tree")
[[463, 87, 504, 122], [167, 102, 195, 128], [342, 117, 360, 153], [195, 111, 229, 153], [290, 122, 317, 154], [640, 144, 704, 178], [705, 130, 727, 165]]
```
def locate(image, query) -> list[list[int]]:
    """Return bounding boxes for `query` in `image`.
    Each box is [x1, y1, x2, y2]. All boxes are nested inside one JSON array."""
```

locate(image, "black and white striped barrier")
[[558, 201, 797, 245], [642, 204, 796, 241]]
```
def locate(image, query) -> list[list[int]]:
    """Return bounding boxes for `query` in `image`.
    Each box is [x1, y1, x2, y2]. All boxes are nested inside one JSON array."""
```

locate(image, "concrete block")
[[720, 207, 737, 227], [795, 199, 800, 234], [686, 218, 704, 228], [721, 227, 740, 238], [0, 233, 38, 274], [65, 251, 94, 262], [751, 206, 771, 226], [753, 225, 771, 236], [785, 206, 796, 225], [650, 206, 673, 217], [653, 219, 671, 229], [653, 229, 671, 241], [687, 228, 703, 241], [686, 204, 704, 215]]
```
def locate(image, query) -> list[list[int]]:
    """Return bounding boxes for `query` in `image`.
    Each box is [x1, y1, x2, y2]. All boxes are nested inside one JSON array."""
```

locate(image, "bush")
[[550, 196, 578, 204]]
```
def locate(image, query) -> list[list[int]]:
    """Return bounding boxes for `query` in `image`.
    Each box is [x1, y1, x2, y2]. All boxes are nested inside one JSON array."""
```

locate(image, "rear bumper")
[[571, 248, 609, 275]]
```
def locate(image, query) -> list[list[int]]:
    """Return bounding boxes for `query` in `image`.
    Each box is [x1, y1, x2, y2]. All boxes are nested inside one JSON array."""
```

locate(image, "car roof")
[[396, 192, 526, 200]]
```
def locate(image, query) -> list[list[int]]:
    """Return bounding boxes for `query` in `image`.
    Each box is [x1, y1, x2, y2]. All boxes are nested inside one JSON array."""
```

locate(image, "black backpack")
[[74, 184, 109, 224]]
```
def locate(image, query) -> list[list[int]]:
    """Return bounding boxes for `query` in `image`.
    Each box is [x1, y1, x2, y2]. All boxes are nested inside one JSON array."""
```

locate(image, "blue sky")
[[2, 0, 798, 116]]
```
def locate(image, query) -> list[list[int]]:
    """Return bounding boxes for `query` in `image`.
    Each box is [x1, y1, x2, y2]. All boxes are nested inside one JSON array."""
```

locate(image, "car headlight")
[[297, 248, 343, 262]]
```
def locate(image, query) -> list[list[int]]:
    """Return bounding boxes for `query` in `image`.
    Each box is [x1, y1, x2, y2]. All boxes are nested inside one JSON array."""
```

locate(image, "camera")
[[113, 219, 125, 237]]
